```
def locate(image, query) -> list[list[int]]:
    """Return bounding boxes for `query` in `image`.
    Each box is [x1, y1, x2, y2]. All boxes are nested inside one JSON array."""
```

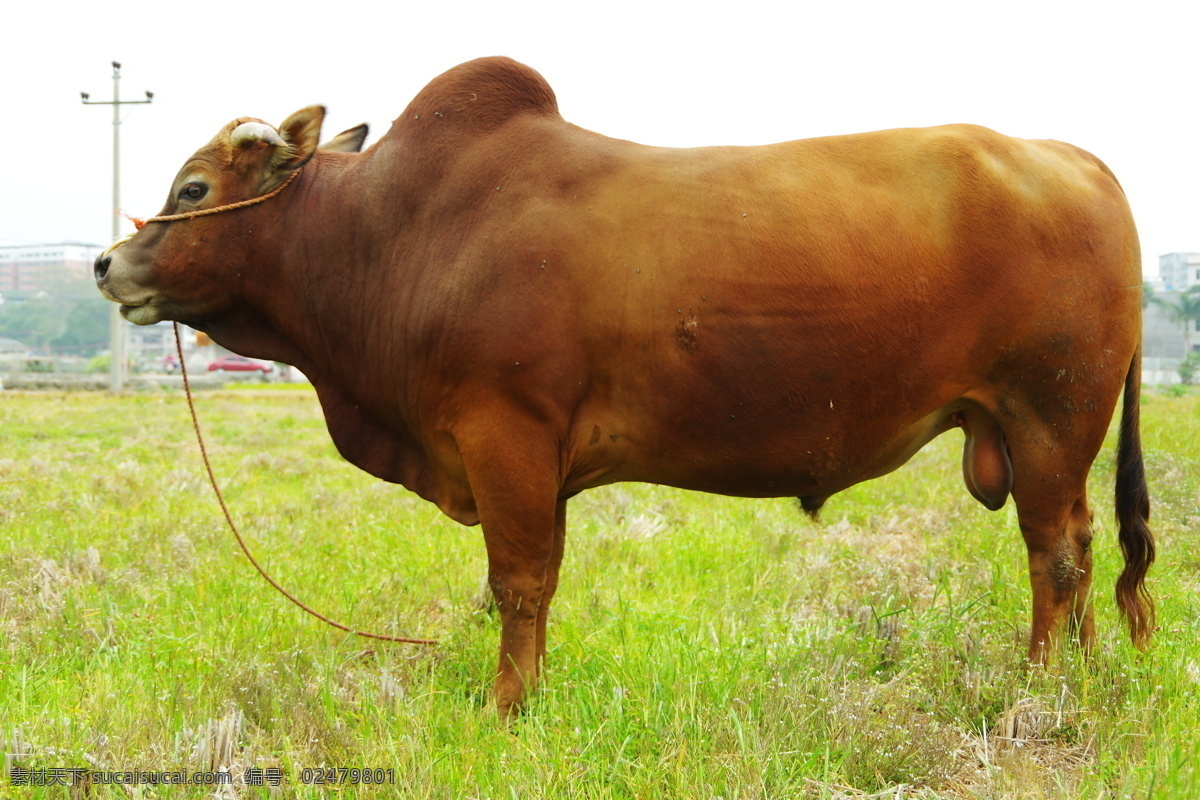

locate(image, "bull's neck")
[[237, 150, 416, 399]]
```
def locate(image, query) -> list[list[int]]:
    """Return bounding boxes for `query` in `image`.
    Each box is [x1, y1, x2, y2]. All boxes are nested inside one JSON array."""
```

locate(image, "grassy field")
[[1, 387, 1197, 798]]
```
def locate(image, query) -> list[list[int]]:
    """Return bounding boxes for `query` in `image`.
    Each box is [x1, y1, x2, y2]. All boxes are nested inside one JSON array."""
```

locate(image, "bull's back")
[[448, 121, 1140, 496]]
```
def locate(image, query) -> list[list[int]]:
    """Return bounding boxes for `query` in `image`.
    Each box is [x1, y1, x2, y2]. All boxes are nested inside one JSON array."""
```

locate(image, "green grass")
[[1, 388, 1198, 798]]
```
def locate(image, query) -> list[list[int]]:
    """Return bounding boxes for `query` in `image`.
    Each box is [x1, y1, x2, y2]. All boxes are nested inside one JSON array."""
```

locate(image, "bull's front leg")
[[459, 430, 565, 719], [483, 499, 566, 719]]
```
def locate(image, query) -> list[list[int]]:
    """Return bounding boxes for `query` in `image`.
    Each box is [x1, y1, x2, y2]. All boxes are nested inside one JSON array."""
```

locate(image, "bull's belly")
[[570, 404, 960, 499], [565, 397, 1013, 513]]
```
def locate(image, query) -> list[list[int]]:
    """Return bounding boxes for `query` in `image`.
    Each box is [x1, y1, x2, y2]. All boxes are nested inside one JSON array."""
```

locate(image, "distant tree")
[[51, 298, 112, 357], [1152, 286, 1200, 355], [1179, 352, 1200, 385], [0, 298, 63, 350]]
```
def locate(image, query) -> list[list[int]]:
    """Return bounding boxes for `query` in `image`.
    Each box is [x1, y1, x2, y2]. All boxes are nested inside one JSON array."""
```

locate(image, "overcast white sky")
[[4, 1, 1195, 278]]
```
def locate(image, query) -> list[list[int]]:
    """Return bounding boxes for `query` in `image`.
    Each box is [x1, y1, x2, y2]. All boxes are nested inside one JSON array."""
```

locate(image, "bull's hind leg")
[[537, 501, 567, 667], [1018, 491, 1096, 662], [1068, 503, 1097, 651], [1006, 430, 1104, 663]]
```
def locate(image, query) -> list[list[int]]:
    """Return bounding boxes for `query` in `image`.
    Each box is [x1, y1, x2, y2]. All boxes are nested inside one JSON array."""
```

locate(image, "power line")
[[82, 61, 153, 392]]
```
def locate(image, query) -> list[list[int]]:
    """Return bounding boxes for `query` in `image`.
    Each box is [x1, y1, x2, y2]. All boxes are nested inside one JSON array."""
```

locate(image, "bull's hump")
[[395, 56, 560, 135]]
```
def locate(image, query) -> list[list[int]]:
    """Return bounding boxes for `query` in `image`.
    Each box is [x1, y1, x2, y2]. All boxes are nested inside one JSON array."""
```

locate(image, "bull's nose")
[[94, 253, 111, 281]]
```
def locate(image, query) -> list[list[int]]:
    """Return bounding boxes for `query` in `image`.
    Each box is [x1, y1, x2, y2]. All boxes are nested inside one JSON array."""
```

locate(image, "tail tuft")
[[1114, 349, 1155, 647]]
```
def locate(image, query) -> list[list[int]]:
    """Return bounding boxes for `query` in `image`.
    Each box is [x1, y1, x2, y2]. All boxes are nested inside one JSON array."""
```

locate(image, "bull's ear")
[[319, 123, 369, 153], [275, 105, 325, 169]]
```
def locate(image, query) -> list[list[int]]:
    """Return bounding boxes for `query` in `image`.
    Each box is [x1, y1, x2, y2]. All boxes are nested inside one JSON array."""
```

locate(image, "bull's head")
[[94, 106, 368, 328]]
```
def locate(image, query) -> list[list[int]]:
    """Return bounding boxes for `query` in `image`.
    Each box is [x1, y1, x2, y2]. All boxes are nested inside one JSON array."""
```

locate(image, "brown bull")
[[96, 57, 1154, 717]]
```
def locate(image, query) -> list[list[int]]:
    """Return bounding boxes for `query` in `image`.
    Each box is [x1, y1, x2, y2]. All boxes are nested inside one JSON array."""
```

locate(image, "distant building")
[[1143, 277, 1200, 383], [0, 243, 103, 293], [1158, 252, 1200, 291], [1143, 292, 1192, 359], [128, 320, 178, 367]]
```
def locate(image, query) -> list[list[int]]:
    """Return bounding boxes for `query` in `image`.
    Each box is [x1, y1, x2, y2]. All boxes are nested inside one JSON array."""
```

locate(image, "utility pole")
[[82, 61, 153, 392]]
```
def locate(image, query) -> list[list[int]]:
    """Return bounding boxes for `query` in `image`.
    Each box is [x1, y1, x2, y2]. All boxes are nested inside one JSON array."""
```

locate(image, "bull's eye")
[[180, 183, 208, 201]]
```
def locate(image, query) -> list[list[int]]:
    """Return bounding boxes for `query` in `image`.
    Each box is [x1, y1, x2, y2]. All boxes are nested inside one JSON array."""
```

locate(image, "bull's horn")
[[230, 121, 286, 148]]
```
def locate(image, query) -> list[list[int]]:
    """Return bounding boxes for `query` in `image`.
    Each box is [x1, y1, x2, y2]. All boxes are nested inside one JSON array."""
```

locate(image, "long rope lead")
[[174, 322, 437, 645]]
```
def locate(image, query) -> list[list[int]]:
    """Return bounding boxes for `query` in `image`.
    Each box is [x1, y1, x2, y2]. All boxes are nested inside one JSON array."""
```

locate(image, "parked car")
[[207, 355, 274, 376]]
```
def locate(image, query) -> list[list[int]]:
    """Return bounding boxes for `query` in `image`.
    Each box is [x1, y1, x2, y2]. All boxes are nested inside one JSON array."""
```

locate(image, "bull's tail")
[[1114, 346, 1155, 647]]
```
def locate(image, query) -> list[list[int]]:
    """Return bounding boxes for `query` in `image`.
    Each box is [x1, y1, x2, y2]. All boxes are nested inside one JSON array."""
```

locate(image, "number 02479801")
[[300, 768, 395, 785]]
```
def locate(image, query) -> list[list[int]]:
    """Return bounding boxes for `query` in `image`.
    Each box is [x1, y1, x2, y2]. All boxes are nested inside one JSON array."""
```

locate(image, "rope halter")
[[104, 167, 304, 258]]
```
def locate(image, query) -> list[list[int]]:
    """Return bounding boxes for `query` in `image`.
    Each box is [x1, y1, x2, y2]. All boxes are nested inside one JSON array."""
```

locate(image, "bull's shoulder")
[[393, 57, 560, 137]]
